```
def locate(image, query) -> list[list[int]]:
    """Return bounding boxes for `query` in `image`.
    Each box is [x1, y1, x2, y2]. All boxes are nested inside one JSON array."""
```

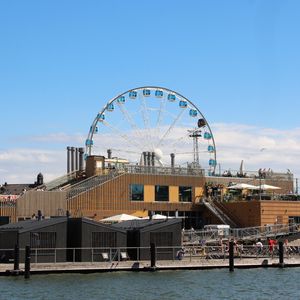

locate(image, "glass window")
[[179, 186, 192, 202], [155, 185, 169, 202], [92, 232, 116, 248], [130, 184, 144, 201], [30, 232, 56, 248]]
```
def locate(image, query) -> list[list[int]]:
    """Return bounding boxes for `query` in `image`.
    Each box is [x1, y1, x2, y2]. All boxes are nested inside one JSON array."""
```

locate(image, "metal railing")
[[44, 171, 78, 191], [183, 223, 300, 244], [231, 223, 300, 240], [124, 165, 205, 177], [66, 171, 122, 199], [202, 200, 238, 228], [1, 244, 299, 265]]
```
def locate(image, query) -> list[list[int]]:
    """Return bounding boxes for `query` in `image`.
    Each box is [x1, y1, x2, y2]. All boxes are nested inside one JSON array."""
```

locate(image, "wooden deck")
[[1, 257, 300, 276]]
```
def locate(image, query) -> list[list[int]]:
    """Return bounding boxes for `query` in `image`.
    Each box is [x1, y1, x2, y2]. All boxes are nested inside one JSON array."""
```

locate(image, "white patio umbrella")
[[100, 213, 141, 223], [258, 184, 281, 190], [228, 183, 258, 190], [142, 214, 173, 220]]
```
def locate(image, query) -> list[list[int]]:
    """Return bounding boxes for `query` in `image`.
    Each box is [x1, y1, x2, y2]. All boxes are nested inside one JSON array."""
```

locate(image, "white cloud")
[[211, 123, 300, 178], [1, 123, 299, 184], [0, 148, 66, 184]]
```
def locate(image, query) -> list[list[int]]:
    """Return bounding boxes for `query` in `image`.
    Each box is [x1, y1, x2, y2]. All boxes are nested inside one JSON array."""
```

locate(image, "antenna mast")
[[188, 129, 202, 166]]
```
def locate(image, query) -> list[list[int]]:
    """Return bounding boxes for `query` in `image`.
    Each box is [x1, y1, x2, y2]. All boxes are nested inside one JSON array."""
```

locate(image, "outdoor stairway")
[[203, 200, 238, 228], [44, 171, 78, 191], [66, 171, 122, 199]]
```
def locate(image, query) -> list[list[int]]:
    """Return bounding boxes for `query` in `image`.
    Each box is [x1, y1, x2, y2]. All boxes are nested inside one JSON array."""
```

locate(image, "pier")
[[1, 242, 300, 276]]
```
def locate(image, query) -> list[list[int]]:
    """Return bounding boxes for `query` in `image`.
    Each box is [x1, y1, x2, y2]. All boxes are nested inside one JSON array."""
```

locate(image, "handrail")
[[183, 223, 300, 244], [2, 244, 299, 265], [67, 171, 123, 199], [202, 200, 237, 228]]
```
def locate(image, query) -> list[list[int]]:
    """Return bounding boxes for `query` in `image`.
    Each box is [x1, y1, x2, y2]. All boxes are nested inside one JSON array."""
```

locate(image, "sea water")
[[0, 268, 299, 300]]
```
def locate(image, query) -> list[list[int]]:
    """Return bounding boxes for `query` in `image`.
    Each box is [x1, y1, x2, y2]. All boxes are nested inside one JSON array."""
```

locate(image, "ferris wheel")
[[85, 86, 217, 173]]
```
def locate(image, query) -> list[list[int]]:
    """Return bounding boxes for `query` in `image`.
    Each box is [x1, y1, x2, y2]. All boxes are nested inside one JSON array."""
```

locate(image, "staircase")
[[66, 171, 122, 199], [203, 200, 238, 228], [44, 171, 78, 191]]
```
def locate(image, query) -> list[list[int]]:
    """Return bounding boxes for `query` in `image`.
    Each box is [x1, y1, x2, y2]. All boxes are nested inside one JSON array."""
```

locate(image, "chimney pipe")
[[147, 152, 151, 166], [78, 148, 85, 171], [107, 149, 112, 159], [75, 148, 79, 171], [143, 152, 147, 166], [70, 147, 75, 172], [151, 152, 155, 166], [107, 149, 112, 168], [67, 146, 71, 173], [170, 153, 175, 168]]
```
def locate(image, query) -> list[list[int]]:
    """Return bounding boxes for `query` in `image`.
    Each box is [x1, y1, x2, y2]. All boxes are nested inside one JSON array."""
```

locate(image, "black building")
[[67, 218, 127, 262], [0, 217, 67, 263], [113, 218, 182, 260]]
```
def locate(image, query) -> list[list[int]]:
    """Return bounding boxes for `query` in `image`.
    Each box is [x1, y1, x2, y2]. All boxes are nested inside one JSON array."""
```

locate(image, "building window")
[[290, 216, 300, 223], [150, 232, 173, 246], [30, 232, 56, 248], [155, 185, 169, 202], [130, 184, 144, 201], [179, 186, 192, 202], [92, 232, 116, 248]]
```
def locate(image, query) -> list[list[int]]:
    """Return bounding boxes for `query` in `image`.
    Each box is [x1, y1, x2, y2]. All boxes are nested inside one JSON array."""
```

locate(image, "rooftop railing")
[[123, 165, 205, 177]]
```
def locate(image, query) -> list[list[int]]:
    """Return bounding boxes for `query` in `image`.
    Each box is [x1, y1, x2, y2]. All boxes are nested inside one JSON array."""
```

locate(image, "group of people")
[[258, 168, 273, 179], [205, 182, 225, 199], [255, 238, 290, 257]]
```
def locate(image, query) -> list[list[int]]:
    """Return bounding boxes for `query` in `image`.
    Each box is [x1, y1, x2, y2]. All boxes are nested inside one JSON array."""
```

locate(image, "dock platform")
[[1, 257, 300, 276]]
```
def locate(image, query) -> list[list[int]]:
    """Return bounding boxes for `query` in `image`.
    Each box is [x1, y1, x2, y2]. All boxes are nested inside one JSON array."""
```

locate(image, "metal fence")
[[183, 223, 300, 244], [1, 245, 299, 265]]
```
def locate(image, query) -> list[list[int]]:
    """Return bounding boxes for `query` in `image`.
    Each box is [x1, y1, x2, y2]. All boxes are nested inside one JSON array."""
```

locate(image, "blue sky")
[[0, 0, 299, 184]]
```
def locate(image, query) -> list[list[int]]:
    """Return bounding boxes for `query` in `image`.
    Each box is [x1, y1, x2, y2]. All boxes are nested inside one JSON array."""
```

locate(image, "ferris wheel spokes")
[[116, 101, 147, 146], [101, 120, 144, 152], [156, 108, 186, 148], [155, 92, 167, 136], [139, 92, 155, 151]]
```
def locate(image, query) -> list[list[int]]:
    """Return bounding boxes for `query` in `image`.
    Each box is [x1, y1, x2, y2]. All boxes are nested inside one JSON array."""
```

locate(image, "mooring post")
[[229, 241, 234, 272], [14, 244, 19, 271], [24, 245, 31, 279], [150, 243, 156, 269], [279, 241, 284, 268]]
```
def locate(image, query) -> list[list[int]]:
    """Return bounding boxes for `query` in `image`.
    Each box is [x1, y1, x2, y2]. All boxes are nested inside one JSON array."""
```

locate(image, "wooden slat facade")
[[67, 173, 205, 220], [16, 190, 67, 220], [216, 200, 300, 227], [1, 172, 299, 227]]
